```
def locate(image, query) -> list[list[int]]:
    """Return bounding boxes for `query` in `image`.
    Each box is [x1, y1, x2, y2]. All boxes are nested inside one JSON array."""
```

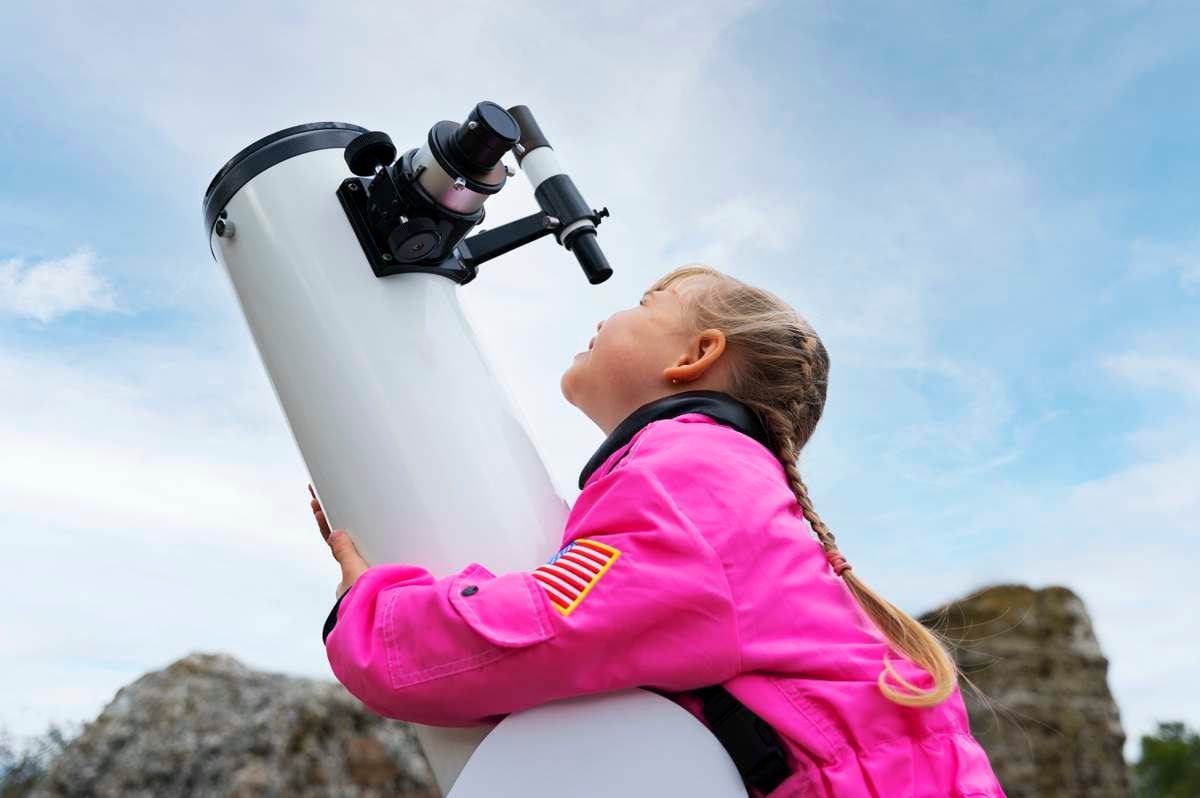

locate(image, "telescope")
[[203, 101, 743, 797]]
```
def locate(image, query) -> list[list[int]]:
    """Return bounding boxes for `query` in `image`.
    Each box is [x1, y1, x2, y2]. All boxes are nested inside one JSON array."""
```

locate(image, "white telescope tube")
[[204, 122, 745, 798], [205, 128, 568, 791]]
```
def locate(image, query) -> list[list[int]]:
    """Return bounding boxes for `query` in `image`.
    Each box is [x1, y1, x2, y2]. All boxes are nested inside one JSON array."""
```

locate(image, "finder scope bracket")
[[456, 207, 610, 270]]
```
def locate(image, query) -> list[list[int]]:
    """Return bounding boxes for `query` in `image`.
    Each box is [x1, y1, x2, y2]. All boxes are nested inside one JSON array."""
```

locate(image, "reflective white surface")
[[211, 147, 570, 791], [519, 145, 564, 190], [211, 148, 567, 576], [448, 690, 747, 798], [209, 144, 740, 797]]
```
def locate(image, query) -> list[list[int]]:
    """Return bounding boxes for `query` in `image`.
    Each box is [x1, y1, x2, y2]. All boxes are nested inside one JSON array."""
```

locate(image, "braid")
[[647, 263, 960, 709], [758, 404, 837, 552]]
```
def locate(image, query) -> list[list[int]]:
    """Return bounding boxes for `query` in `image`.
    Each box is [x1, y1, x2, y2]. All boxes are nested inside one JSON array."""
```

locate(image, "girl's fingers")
[[309, 487, 368, 593], [308, 484, 331, 539], [328, 529, 352, 560], [311, 498, 333, 540], [329, 530, 369, 593]]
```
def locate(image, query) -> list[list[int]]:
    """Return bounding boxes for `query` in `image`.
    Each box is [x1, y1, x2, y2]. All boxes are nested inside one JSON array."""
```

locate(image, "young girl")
[[314, 264, 1006, 797]]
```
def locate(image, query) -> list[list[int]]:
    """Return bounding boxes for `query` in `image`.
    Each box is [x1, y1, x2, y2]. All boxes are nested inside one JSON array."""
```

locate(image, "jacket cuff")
[[322, 587, 351, 645]]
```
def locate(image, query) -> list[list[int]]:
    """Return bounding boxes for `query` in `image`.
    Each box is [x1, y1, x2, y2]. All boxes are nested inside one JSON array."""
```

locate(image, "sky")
[[1, 0, 1197, 764]]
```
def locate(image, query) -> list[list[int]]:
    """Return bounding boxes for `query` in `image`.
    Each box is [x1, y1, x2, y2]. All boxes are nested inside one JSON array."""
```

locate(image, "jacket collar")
[[578, 389, 772, 489]]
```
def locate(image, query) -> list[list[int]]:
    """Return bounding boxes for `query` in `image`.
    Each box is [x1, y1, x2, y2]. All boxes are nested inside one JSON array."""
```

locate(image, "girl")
[[314, 264, 1006, 797]]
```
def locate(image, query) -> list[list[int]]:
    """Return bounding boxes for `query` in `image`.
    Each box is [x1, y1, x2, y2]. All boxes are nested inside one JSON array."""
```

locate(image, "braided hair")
[[648, 264, 957, 707]]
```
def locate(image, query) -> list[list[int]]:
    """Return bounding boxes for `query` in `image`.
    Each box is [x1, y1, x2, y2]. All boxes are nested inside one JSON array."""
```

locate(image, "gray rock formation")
[[920, 584, 1130, 798], [31, 652, 438, 798], [27, 586, 1132, 797]]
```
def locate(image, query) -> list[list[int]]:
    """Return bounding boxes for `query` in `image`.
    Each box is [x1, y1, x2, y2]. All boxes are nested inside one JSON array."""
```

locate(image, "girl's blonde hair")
[[648, 264, 958, 708]]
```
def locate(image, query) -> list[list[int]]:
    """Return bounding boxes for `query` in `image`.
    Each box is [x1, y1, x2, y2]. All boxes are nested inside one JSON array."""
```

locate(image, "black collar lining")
[[578, 390, 772, 489]]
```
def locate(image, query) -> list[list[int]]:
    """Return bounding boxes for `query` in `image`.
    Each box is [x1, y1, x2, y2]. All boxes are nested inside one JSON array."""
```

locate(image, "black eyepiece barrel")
[[452, 101, 520, 170], [567, 229, 612, 284]]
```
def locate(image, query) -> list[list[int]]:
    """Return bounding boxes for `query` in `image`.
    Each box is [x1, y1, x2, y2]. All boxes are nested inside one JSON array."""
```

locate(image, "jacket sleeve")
[[323, 454, 741, 727]]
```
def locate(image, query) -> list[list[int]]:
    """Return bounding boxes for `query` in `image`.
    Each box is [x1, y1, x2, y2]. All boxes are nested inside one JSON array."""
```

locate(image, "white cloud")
[[0, 0, 1196, 768], [0, 338, 341, 739], [1127, 239, 1200, 295], [687, 193, 808, 263], [1016, 448, 1200, 760], [0, 248, 116, 323], [1185, 265, 1200, 293], [852, 441, 1200, 762], [0, 0, 781, 740], [1103, 353, 1200, 401]]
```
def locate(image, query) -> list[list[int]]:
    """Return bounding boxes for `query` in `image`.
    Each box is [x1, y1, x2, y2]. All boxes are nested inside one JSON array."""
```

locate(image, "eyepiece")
[[566, 229, 612, 285], [452, 101, 520, 171]]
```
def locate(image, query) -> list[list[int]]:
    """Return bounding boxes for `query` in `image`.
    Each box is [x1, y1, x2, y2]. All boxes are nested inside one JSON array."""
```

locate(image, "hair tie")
[[826, 550, 852, 577]]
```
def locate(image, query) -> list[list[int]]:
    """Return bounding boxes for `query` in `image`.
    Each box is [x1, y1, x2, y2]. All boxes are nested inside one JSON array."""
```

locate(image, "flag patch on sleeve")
[[533, 538, 621, 616]]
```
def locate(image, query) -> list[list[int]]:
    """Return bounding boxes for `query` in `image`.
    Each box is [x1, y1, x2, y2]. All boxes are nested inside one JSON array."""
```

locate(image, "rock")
[[31, 652, 438, 798], [30, 587, 1133, 797], [920, 584, 1130, 798]]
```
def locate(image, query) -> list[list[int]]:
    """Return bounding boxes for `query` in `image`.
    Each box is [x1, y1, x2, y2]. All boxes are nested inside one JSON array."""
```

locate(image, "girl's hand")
[[309, 484, 369, 596]]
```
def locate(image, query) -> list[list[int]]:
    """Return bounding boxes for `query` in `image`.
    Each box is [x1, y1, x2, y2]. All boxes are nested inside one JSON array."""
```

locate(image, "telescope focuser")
[[336, 101, 612, 285]]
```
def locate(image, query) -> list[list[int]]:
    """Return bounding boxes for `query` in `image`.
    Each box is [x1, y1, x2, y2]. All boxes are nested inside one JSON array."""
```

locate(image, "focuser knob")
[[388, 216, 442, 263], [345, 131, 398, 176]]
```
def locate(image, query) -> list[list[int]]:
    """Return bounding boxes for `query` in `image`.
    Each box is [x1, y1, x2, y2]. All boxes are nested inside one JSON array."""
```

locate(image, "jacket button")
[[461, 585, 479, 596]]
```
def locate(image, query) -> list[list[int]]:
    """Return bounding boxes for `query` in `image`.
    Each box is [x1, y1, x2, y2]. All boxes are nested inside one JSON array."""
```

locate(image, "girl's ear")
[[690, 329, 726, 369], [699, 329, 726, 360], [665, 329, 727, 383]]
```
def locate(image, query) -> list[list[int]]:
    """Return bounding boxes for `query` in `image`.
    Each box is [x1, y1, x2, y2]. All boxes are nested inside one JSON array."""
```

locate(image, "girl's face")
[[561, 276, 730, 435]]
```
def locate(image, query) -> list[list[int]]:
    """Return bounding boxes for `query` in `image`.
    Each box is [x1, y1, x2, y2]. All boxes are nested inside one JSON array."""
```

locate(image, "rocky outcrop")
[[29, 586, 1131, 798], [31, 653, 438, 798], [920, 584, 1130, 798]]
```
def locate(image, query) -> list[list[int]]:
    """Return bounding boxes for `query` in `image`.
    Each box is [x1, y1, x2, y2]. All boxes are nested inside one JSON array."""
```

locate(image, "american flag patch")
[[533, 538, 621, 616]]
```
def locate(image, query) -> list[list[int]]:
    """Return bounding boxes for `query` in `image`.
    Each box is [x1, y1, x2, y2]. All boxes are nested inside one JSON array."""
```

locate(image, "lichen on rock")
[[30, 652, 438, 798], [921, 584, 1131, 798]]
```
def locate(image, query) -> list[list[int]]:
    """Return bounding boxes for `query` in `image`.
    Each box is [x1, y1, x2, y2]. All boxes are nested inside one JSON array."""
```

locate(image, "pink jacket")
[[325, 393, 1006, 797]]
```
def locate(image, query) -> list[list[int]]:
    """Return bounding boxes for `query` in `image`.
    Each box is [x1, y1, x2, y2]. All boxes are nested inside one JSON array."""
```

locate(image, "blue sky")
[[1, 1, 1196, 763]]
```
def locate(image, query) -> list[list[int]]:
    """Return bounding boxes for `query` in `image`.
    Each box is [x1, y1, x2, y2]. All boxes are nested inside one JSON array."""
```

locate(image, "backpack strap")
[[693, 685, 791, 794]]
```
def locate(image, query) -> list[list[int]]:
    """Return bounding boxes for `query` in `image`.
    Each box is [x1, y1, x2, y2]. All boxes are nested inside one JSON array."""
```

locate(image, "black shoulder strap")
[[694, 685, 791, 795]]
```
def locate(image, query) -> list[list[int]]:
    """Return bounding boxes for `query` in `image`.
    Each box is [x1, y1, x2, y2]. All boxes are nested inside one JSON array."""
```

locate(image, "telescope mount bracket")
[[336, 175, 480, 285]]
